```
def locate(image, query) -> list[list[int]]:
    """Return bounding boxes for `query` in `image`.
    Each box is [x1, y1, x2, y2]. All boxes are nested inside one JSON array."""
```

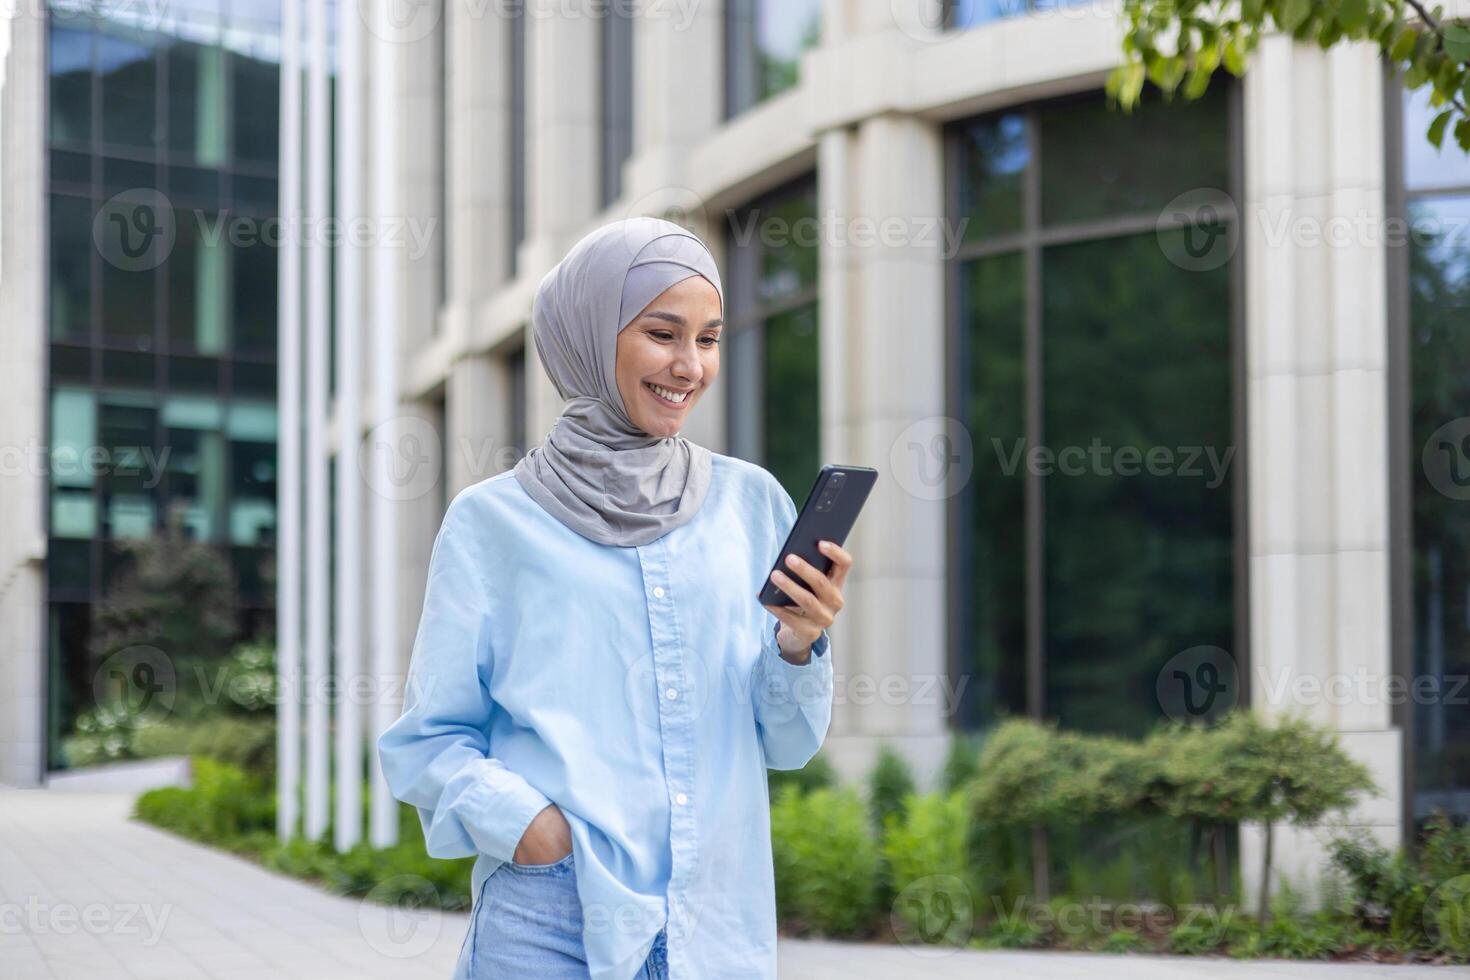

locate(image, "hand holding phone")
[[759, 465, 877, 608]]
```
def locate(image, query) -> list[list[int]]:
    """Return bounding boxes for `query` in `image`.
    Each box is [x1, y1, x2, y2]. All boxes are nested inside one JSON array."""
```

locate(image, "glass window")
[[724, 177, 821, 501], [49, 27, 93, 145], [168, 39, 227, 165], [952, 113, 1027, 245], [600, 5, 635, 207], [954, 251, 1027, 729], [50, 388, 98, 491], [1397, 81, 1470, 825], [944, 0, 1094, 30], [725, 0, 821, 118], [97, 30, 159, 150], [168, 208, 232, 354], [231, 48, 279, 165], [50, 194, 93, 342], [1039, 84, 1230, 227], [949, 84, 1238, 738]]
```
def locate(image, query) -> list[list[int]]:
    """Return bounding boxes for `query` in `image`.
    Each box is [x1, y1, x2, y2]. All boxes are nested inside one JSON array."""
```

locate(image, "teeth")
[[649, 383, 689, 404]]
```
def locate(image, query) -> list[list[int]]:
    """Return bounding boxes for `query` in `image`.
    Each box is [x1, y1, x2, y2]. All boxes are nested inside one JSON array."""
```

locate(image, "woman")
[[377, 216, 853, 980]]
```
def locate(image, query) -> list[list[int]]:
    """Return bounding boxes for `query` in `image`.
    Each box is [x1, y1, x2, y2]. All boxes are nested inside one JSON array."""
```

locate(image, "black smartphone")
[[759, 464, 878, 607]]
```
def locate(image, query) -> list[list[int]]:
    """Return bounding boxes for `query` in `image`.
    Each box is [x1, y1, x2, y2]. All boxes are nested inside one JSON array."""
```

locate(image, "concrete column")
[[275, 0, 304, 837], [399, 0, 447, 352], [624, 0, 721, 208], [0, 3, 46, 788], [1241, 35, 1400, 909], [822, 113, 951, 789], [446, 1, 513, 295], [445, 354, 507, 496], [523, 0, 598, 270]]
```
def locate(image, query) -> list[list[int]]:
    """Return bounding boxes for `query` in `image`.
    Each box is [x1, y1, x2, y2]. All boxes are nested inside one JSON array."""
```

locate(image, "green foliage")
[[766, 750, 835, 798], [63, 703, 149, 765], [967, 719, 1157, 827], [1157, 712, 1377, 829], [1110, 0, 1470, 151], [866, 743, 916, 833], [880, 791, 974, 946], [134, 757, 475, 911], [769, 784, 881, 936], [1329, 812, 1470, 957], [940, 731, 984, 792], [130, 715, 277, 780], [133, 756, 274, 840]]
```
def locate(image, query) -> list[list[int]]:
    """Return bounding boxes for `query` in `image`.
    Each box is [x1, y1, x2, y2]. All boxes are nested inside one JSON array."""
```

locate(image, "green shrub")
[[131, 716, 277, 779], [63, 704, 148, 765], [866, 744, 915, 833], [770, 784, 880, 936], [767, 751, 835, 798], [940, 732, 984, 793], [132, 756, 274, 842], [881, 791, 973, 946]]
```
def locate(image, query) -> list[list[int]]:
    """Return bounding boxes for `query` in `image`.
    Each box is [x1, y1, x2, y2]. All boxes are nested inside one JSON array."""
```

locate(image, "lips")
[[645, 382, 692, 407]]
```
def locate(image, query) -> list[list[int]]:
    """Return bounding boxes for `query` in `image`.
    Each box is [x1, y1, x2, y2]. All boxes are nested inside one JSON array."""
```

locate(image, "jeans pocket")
[[506, 849, 575, 874]]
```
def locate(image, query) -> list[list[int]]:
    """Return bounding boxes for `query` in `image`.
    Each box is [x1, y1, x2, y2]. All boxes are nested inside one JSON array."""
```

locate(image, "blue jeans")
[[453, 851, 668, 979]]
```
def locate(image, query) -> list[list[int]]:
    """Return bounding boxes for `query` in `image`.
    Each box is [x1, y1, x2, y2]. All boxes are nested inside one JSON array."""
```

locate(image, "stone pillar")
[[1241, 35, 1400, 910], [821, 113, 952, 789]]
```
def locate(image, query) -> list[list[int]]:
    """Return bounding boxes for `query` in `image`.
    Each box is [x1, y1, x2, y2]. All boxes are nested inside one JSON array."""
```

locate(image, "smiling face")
[[614, 275, 723, 438]]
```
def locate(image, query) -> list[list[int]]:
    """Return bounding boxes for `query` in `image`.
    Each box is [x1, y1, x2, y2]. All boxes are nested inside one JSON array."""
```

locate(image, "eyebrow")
[[641, 310, 724, 330]]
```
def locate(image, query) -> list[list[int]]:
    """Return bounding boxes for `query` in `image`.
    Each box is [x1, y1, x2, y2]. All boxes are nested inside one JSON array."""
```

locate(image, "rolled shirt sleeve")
[[376, 495, 552, 863], [752, 476, 836, 770]]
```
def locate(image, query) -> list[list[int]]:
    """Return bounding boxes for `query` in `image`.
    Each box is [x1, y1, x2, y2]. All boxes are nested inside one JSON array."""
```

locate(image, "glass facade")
[[1394, 81, 1470, 828], [942, 0, 1095, 29], [724, 0, 821, 118], [600, 4, 634, 207], [948, 83, 1239, 737], [44, 0, 280, 768], [723, 177, 821, 503]]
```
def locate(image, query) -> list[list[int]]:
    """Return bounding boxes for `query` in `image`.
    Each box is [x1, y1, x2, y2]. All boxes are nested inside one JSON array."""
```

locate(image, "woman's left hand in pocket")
[[762, 540, 852, 663]]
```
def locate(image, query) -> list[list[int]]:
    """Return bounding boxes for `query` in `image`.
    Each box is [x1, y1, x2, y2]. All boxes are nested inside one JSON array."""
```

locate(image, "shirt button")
[[653, 586, 665, 598], [665, 687, 678, 700], [674, 793, 688, 805]]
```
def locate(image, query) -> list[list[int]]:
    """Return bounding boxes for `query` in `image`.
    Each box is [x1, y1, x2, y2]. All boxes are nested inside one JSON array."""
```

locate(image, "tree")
[[1108, 0, 1470, 152]]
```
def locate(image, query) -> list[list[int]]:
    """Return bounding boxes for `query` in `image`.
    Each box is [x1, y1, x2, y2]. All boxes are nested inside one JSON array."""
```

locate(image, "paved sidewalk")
[[0, 787, 1460, 979]]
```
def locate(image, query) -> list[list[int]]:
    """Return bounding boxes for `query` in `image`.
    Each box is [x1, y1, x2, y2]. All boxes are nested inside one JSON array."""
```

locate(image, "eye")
[[700, 336, 722, 347], [650, 330, 675, 341]]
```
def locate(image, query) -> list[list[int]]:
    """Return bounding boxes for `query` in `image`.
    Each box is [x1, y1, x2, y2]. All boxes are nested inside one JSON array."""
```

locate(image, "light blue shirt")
[[377, 452, 833, 980]]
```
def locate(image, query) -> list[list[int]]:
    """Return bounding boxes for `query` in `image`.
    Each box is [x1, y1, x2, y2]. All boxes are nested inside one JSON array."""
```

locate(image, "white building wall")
[[0, 3, 47, 788]]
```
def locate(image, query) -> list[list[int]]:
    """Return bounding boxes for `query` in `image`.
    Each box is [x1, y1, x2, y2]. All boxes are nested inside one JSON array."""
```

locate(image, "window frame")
[[941, 81, 1249, 733]]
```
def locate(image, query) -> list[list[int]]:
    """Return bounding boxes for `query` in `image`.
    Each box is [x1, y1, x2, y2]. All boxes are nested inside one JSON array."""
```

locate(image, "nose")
[[669, 336, 702, 384]]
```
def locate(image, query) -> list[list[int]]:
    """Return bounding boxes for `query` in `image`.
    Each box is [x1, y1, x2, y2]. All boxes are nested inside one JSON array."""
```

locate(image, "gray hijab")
[[513, 217, 722, 547]]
